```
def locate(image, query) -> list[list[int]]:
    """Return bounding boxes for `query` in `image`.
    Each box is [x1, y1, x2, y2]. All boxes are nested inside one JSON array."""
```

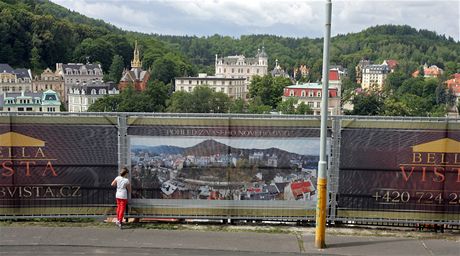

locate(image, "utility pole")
[[315, 0, 332, 249]]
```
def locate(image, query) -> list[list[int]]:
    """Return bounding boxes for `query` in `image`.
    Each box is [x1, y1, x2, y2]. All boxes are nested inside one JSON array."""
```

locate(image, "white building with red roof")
[[382, 59, 399, 72], [282, 82, 341, 115], [412, 64, 444, 78]]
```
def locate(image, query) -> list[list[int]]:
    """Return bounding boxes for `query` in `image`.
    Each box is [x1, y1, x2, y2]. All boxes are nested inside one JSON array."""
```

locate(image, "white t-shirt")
[[115, 176, 130, 199]]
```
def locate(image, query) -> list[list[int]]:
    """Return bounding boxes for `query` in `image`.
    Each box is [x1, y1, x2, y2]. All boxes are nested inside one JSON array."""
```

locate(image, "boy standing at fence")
[[111, 167, 131, 229]]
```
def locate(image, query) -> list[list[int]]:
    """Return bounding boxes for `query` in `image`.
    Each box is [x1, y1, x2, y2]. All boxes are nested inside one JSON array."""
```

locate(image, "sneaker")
[[115, 221, 121, 229]]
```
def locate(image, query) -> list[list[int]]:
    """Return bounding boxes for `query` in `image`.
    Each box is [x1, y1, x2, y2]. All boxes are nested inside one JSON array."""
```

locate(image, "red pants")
[[116, 198, 127, 222]]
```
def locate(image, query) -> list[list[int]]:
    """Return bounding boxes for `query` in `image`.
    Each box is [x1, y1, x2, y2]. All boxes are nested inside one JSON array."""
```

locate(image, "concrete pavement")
[[0, 225, 459, 255]]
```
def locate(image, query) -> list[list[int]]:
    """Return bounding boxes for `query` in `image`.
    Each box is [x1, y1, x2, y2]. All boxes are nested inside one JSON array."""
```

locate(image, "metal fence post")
[[117, 114, 128, 171], [329, 116, 341, 224]]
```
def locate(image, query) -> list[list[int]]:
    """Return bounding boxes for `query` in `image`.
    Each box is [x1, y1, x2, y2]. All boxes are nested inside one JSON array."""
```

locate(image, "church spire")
[[131, 40, 142, 69]]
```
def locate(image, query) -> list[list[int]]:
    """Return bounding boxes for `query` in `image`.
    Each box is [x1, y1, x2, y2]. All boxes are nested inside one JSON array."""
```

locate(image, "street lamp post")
[[315, 0, 332, 249]]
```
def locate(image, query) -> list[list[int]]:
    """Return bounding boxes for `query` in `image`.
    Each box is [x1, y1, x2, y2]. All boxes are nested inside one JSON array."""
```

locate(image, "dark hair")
[[119, 167, 129, 177]]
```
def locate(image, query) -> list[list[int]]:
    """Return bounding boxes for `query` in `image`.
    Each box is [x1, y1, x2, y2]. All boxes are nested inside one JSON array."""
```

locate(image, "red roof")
[[290, 181, 314, 198], [384, 59, 399, 70], [446, 73, 460, 94], [329, 69, 339, 81]]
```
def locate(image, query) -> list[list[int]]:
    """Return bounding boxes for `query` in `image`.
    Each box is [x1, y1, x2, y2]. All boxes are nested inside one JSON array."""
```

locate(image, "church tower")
[[119, 40, 150, 92], [131, 40, 142, 69]]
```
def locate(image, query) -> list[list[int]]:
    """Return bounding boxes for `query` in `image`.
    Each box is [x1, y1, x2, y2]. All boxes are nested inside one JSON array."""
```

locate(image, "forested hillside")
[[1, 0, 460, 116], [1, 0, 459, 79]]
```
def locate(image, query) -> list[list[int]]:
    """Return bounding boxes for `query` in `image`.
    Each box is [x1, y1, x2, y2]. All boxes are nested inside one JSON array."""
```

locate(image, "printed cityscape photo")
[[130, 136, 322, 201]]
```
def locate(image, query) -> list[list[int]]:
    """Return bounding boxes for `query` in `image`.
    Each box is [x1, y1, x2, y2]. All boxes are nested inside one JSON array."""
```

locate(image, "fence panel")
[[126, 114, 328, 220], [336, 117, 460, 225], [0, 114, 119, 218]]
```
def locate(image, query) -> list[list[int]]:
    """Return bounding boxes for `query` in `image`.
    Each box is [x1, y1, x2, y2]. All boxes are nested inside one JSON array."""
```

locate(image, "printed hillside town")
[[129, 139, 319, 201], [1, 38, 458, 116]]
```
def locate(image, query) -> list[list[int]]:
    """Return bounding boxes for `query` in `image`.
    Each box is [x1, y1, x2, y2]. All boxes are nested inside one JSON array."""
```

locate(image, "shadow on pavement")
[[326, 238, 405, 248]]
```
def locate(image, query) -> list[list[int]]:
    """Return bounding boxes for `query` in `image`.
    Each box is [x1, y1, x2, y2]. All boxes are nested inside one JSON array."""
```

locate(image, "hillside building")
[[0, 90, 61, 112], [119, 41, 151, 92], [412, 63, 444, 78], [0, 64, 32, 93], [68, 81, 119, 112], [355, 59, 372, 84], [174, 73, 246, 99], [215, 47, 268, 98], [56, 62, 104, 103], [270, 59, 290, 78], [33, 68, 65, 102], [293, 65, 310, 80], [282, 82, 341, 115], [361, 63, 390, 90]]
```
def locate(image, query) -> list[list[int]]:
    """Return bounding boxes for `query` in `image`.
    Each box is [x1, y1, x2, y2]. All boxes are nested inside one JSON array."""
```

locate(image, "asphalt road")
[[0, 245, 330, 256], [0, 226, 459, 256]]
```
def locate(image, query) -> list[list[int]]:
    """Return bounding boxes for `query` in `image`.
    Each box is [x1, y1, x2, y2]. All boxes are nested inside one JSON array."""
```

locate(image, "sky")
[[51, 0, 459, 41]]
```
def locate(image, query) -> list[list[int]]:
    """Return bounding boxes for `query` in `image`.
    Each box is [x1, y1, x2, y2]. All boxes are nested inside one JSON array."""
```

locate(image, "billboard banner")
[[128, 117, 326, 219], [338, 121, 460, 222], [0, 116, 118, 216]]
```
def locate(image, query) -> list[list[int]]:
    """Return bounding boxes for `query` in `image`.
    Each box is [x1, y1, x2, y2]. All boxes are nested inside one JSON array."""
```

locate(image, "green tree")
[[73, 38, 114, 71], [383, 71, 408, 92], [166, 91, 192, 113], [143, 79, 170, 112], [247, 96, 271, 114], [229, 98, 247, 113], [107, 54, 124, 83], [210, 92, 231, 113], [117, 85, 150, 112], [87, 94, 122, 112], [249, 75, 291, 109], [166, 86, 230, 113], [30, 46, 42, 73], [151, 53, 192, 84], [296, 102, 313, 115], [350, 92, 383, 115], [276, 97, 297, 114]]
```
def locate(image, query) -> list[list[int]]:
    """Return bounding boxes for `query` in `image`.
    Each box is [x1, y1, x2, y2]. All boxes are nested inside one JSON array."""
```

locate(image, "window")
[[317, 91, 321, 97], [289, 90, 294, 96], [301, 90, 306, 97], [26, 107, 32, 111], [45, 94, 57, 101], [18, 107, 24, 111], [232, 68, 234, 73], [247, 69, 250, 73]]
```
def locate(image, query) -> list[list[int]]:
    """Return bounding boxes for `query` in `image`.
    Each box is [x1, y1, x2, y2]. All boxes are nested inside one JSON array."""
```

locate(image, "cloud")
[[51, 0, 459, 40], [161, 0, 319, 27]]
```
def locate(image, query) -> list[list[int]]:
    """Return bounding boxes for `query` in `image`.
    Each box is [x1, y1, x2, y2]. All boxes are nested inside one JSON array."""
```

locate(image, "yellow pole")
[[315, 178, 327, 248]]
